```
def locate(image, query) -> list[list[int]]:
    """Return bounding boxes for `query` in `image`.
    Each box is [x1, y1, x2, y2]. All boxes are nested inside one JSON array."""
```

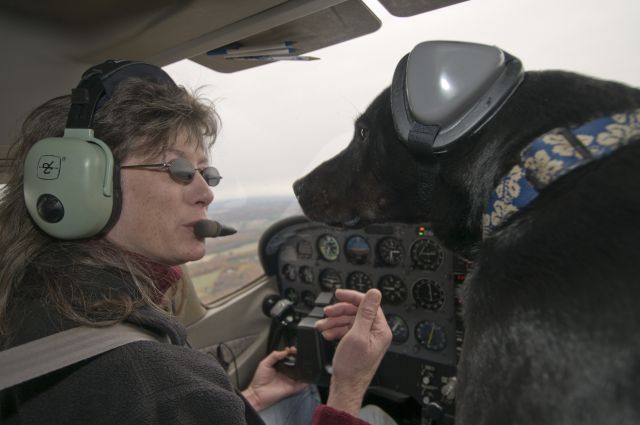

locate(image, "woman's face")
[[106, 133, 214, 265]]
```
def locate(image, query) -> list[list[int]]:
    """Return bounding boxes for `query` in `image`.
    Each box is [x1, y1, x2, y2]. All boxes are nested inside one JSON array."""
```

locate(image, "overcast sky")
[[164, 0, 640, 204]]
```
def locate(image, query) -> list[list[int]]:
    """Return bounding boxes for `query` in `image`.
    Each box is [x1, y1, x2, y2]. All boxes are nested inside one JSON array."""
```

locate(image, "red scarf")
[[127, 253, 184, 303]]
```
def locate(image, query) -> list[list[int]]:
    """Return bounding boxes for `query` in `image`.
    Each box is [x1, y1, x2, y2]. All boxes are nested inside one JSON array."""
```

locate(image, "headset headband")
[[67, 60, 177, 129]]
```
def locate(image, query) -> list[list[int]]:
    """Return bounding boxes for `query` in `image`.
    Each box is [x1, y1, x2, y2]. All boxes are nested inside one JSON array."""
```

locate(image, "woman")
[[0, 61, 391, 424]]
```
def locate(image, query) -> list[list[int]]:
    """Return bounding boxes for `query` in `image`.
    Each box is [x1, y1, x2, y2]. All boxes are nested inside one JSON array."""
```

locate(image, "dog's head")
[[292, 86, 482, 255], [293, 87, 428, 228], [294, 42, 523, 250]]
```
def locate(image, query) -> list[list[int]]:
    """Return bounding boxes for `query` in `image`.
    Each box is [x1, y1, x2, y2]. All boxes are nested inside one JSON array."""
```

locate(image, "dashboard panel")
[[259, 216, 470, 423]]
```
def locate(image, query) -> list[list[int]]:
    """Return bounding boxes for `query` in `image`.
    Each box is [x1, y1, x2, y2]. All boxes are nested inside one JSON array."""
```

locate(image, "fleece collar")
[[482, 109, 640, 238]]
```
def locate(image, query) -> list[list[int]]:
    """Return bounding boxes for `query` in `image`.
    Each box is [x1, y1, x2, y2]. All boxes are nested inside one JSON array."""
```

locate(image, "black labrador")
[[294, 43, 640, 425]]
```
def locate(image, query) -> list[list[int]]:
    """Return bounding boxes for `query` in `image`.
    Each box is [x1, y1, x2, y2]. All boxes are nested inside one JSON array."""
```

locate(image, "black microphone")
[[194, 219, 237, 238]]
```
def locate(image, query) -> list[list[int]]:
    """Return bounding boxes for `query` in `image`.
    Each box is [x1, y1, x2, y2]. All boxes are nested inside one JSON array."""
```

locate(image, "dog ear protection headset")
[[391, 40, 524, 158], [23, 60, 177, 240]]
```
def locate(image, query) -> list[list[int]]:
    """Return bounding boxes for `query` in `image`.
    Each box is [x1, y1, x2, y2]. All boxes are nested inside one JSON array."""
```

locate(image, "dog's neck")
[[482, 109, 640, 238]]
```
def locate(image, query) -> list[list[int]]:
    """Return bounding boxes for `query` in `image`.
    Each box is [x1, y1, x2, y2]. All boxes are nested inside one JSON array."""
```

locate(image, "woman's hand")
[[315, 288, 392, 416], [242, 346, 308, 411]]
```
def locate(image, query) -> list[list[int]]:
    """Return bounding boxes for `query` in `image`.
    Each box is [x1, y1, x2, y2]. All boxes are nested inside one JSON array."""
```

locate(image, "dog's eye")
[[359, 127, 369, 140]]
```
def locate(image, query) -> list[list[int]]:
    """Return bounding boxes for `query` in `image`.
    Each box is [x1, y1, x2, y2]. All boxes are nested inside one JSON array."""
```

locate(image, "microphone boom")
[[194, 220, 237, 238]]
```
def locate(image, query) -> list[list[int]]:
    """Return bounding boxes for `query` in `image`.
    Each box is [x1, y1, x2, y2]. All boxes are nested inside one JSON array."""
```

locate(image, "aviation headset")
[[23, 60, 177, 240], [390, 40, 525, 158]]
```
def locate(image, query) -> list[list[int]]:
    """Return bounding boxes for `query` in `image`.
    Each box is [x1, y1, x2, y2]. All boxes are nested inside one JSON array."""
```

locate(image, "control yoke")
[[263, 292, 335, 383]]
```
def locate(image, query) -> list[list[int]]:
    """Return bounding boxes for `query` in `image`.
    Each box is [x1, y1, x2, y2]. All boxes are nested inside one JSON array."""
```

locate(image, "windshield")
[[170, 0, 640, 304]]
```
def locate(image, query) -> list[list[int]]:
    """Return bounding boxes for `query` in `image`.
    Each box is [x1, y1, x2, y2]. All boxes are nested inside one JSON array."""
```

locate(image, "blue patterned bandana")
[[482, 109, 640, 238]]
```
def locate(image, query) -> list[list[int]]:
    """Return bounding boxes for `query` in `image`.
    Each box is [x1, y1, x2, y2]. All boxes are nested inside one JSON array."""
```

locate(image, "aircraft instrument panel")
[[259, 216, 471, 423]]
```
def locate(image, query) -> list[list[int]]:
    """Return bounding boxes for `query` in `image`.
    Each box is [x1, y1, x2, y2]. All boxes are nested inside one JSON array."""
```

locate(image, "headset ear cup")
[[24, 130, 115, 240], [23, 60, 176, 240], [392, 41, 524, 154]]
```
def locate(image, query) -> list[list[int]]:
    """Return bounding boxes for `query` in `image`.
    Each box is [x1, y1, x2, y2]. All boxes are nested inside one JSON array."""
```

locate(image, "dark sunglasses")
[[120, 158, 222, 187]]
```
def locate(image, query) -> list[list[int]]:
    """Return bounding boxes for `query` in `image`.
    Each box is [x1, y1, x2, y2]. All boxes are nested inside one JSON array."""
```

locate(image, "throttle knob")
[[440, 377, 457, 401]]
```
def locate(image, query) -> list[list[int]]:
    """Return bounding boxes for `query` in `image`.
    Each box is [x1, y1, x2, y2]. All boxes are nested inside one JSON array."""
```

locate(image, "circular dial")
[[317, 234, 340, 261], [386, 314, 410, 344], [415, 321, 447, 351], [319, 268, 342, 291], [296, 240, 313, 259], [378, 274, 407, 304], [282, 264, 296, 281], [345, 235, 370, 265], [299, 266, 314, 284], [413, 279, 445, 310], [301, 290, 316, 308], [410, 239, 444, 271], [377, 237, 405, 266], [347, 271, 373, 293], [284, 287, 298, 305]]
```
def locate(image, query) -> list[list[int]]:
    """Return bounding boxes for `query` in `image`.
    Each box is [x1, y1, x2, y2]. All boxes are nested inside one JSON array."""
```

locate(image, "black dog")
[[294, 48, 640, 424]]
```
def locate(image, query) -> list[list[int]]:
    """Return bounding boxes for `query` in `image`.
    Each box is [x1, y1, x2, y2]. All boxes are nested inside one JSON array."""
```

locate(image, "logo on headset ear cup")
[[24, 128, 115, 240]]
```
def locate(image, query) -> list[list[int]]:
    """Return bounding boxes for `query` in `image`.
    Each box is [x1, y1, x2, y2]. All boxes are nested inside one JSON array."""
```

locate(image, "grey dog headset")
[[23, 60, 177, 240], [389, 41, 524, 213], [391, 40, 524, 158]]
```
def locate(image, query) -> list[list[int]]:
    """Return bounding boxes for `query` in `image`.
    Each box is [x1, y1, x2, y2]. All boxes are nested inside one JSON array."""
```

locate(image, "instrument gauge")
[[296, 240, 313, 259], [319, 268, 342, 291], [284, 287, 298, 305], [386, 314, 409, 345], [410, 239, 444, 271], [378, 274, 407, 304], [415, 321, 447, 351], [413, 279, 445, 310], [346, 271, 373, 293], [301, 290, 316, 308], [345, 235, 370, 265], [317, 234, 340, 261], [299, 266, 314, 284], [377, 237, 404, 266], [282, 264, 296, 281]]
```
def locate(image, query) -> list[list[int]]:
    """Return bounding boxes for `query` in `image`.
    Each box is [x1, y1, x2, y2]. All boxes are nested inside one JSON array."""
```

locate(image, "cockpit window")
[[171, 0, 639, 305]]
